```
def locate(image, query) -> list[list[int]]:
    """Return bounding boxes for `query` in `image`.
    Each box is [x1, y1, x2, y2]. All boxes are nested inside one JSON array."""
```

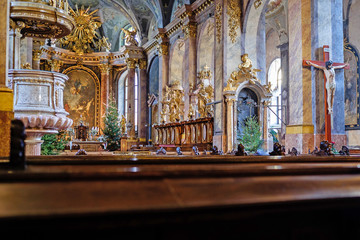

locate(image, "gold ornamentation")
[[98, 64, 111, 74], [161, 81, 184, 123], [32, 50, 42, 61], [59, 5, 110, 55], [224, 54, 261, 91], [264, 82, 272, 93], [48, 59, 63, 72], [188, 104, 195, 119], [227, 0, 241, 44], [157, 42, 169, 56], [97, 36, 111, 51], [126, 58, 138, 69], [121, 27, 138, 46], [182, 22, 197, 39], [21, 63, 32, 69], [215, 4, 222, 43], [198, 65, 212, 81], [10, 0, 74, 38], [120, 115, 126, 134], [254, 0, 263, 9], [138, 59, 147, 70]]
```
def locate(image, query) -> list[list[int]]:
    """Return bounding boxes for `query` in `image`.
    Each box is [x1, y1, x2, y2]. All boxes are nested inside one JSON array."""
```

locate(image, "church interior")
[[2, 0, 360, 238]]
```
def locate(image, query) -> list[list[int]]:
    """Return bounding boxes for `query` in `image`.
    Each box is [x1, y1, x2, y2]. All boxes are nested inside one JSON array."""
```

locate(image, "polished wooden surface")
[[1, 155, 360, 239]]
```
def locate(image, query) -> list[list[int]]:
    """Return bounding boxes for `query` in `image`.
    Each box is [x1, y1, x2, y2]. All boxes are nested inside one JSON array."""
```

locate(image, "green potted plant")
[[239, 116, 264, 154], [102, 98, 122, 151]]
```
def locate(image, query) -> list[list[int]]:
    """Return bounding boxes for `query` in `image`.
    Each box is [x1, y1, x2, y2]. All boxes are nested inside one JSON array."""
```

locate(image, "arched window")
[[118, 70, 139, 133], [268, 58, 282, 127]]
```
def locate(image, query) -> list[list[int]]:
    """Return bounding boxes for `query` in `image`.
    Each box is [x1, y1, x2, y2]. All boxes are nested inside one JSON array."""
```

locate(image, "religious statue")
[[120, 115, 126, 134], [306, 60, 349, 115], [121, 27, 138, 46], [239, 54, 261, 84], [224, 54, 261, 91]]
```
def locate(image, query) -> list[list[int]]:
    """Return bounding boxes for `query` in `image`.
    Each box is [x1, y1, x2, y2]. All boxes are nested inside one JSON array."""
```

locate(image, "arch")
[[197, 17, 215, 86], [242, 0, 272, 83], [63, 65, 100, 128], [117, 70, 128, 116], [148, 55, 160, 95]]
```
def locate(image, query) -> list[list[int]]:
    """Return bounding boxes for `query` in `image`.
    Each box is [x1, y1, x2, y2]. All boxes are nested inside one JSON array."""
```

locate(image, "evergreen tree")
[[41, 131, 68, 155], [102, 98, 122, 151], [240, 116, 263, 153]]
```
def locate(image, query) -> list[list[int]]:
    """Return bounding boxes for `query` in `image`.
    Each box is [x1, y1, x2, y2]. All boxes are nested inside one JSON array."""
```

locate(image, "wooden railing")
[[153, 117, 213, 149]]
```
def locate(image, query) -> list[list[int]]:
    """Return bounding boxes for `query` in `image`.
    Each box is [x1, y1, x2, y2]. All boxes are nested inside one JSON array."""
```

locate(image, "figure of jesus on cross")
[[303, 45, 349, 142]]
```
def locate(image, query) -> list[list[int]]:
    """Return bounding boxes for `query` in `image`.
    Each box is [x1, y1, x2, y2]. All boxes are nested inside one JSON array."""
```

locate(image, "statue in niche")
[[121, 27, 138, 46]]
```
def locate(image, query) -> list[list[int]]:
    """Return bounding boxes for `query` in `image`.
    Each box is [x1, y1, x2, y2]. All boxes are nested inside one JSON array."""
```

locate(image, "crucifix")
[[303, 45, 349, 142]]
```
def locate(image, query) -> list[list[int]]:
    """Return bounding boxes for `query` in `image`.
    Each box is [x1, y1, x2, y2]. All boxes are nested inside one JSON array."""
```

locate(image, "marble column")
[[99, 63, 111, 132], [138, 59, 148, 143], [126, 58, 137, 139], [32, 40, 43, 70], [157, 30, 169, 123], [0, 0, 13, 157], [214, 0, 225, 150], [224, 91, 236, 153], [182, 20, 197, 119], [20, 37, 33, 68], [285, 0, 314, 154], [8, 21, 23, 70], [278, 43, 289, 143]]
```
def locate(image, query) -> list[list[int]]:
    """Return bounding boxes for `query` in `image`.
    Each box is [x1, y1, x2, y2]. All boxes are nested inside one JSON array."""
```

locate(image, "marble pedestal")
[[9, 69, 73, 155]]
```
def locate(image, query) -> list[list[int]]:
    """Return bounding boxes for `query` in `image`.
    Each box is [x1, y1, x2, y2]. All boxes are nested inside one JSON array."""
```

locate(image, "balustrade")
[[153, 117, 213, 150]]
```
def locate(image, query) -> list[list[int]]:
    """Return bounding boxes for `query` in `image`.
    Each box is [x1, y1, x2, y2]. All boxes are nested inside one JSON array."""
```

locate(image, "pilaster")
[[138, 59, 148, 142], [156, 29, 169, 124], [99, 63, 111, 133], [0, 0, 13, 157], [285, 0, 314, 153], [181, 7, 197, 119], [126, 58, 138, 139]]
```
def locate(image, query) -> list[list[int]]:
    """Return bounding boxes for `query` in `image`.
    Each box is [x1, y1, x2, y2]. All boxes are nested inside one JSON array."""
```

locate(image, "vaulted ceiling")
[[68, 0, 187, 50]]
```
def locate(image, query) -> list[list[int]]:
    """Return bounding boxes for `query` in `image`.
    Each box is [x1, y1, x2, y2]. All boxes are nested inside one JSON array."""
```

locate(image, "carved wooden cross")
[[303, 45, 349, 142]]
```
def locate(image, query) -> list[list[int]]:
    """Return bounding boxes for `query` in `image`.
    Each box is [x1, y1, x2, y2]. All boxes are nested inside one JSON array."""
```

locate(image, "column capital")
[[98, 63, 111, 74], [48, 59, 63, 72], [138, 59, 147, 70], [157, 42, 169, 56], [182, 22, 197, 39], [33, 50, 42, 61], [126, 58, 138, 69]]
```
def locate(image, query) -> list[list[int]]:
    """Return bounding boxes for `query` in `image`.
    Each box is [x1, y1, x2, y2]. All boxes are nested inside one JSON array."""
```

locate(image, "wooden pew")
[[1, 155, 360, 239]]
